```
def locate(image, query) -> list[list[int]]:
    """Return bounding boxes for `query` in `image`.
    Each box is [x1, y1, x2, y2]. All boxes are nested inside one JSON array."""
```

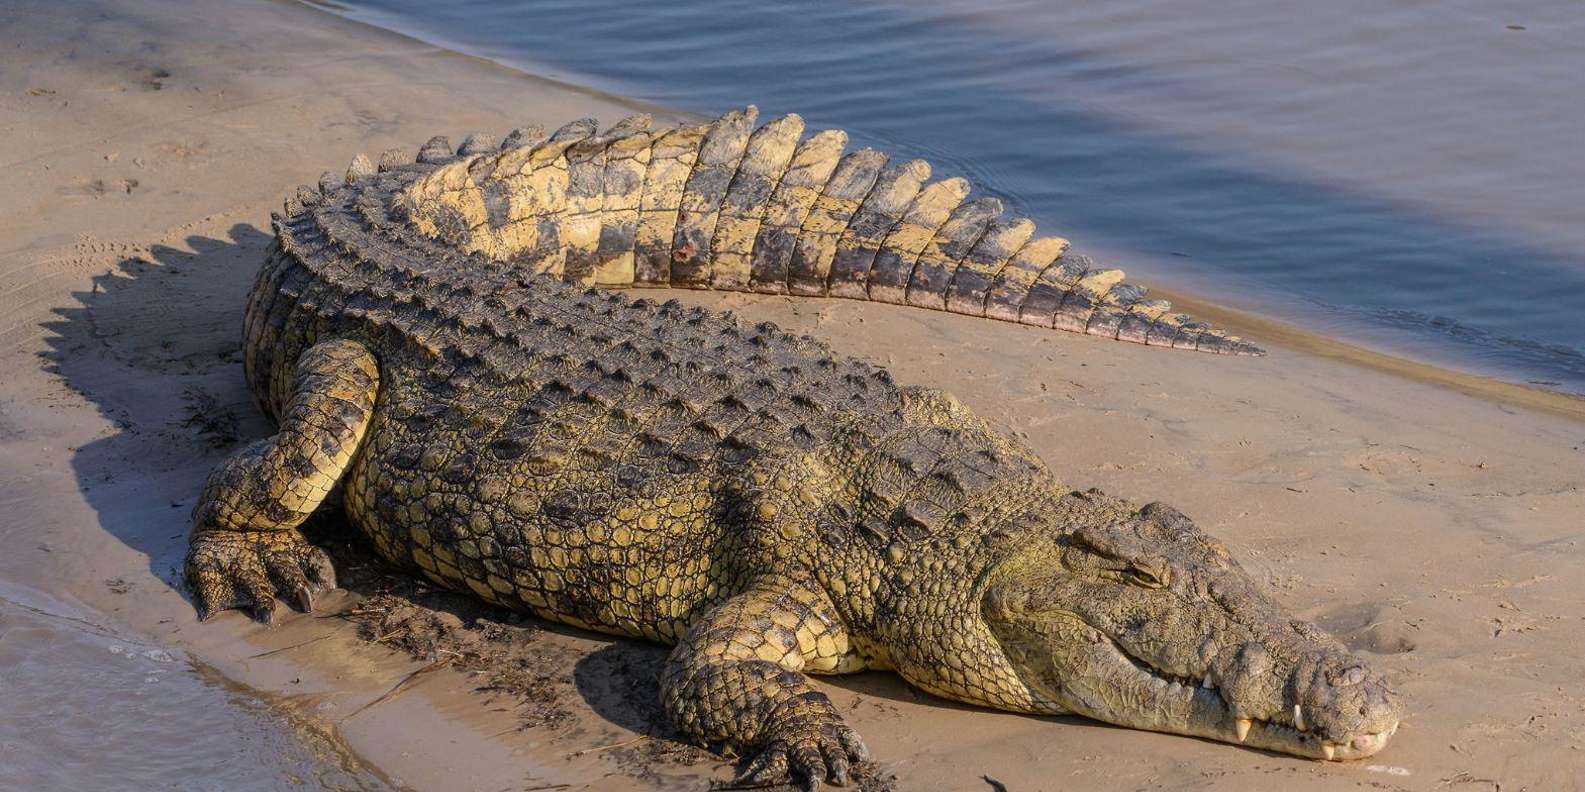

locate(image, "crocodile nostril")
[[1329, 664, 1367, 687]]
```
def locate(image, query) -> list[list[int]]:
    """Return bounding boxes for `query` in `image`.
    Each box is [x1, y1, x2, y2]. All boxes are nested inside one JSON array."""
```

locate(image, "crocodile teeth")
[[1293, 704, 1306, 732], [1201, 677, 1215, 689], [1234, 718, 1252, 742], [1321, 742, 1337, 760]]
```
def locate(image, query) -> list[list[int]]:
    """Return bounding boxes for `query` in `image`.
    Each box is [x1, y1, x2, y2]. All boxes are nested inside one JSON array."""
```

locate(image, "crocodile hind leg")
[[660, 579, 869, 791], [184, 339, 379, 624]]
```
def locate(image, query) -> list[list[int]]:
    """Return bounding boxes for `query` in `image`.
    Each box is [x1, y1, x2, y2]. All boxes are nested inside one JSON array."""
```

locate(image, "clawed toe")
[[185, 529, 337, 625], [730, 725, 868, 791]]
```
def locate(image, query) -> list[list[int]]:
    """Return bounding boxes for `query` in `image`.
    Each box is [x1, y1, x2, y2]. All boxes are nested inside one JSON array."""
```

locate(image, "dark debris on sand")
[[306, 517, 720, 783], [307, 516, 898, 791], [305, 516, 906, 788], [320, 528, 575, 730]]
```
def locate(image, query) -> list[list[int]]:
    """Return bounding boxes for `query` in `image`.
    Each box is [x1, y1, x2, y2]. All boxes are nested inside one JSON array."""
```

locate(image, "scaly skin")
[[186, 109, 1397, 790], [395, 107, 1262, 355]]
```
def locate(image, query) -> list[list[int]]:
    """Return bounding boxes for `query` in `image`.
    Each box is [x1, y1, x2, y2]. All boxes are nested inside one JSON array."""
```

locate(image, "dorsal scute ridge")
[[323, 180, 881, 415], [788, 147, 889, 296], [748, 127, 849, 294], [669, 106, 760, 287], [827, 157, 931, 299], [330, 109, 1263, 356], [709, 113, 807, 291]]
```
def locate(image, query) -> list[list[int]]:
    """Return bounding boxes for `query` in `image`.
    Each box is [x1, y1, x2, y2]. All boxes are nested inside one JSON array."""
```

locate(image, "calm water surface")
[[329, 0, 1585, 392], [0, 583, 392, 792]]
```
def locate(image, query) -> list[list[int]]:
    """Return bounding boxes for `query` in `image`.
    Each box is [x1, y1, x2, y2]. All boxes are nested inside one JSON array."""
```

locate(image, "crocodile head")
[[982, 497, 1401, 760]]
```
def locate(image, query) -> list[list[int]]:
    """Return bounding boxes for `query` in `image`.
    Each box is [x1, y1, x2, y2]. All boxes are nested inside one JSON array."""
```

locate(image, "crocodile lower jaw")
[[1074, 632, 1400, 761], [1238, 713, 1398, 761]]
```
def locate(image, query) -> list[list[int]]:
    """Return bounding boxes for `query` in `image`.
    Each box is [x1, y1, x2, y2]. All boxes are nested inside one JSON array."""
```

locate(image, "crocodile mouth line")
[[1100, 635, 1398, 761]]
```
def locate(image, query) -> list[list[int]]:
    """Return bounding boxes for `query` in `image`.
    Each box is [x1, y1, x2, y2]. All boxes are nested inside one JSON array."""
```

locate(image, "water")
[[0, 583, 393, 792], [323, 0, 1584, 393]]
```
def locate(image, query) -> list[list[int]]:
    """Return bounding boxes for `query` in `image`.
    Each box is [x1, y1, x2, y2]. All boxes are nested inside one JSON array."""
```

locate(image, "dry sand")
[[2, 1, 1583, 789]]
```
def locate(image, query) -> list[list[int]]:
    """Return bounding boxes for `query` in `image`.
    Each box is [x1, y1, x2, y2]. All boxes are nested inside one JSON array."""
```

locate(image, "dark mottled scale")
[[1084, 284, 1146, 340], [905, 197, 1002, 309], [1144, 316, 1184, 348], [827, 158, 931, 299], [747, 129, 847, 294], [1015, 282, 1065, 329], [1171, 319, 1209, 350], [708, 114, 805, 291], [457, 132, 497, 156], [1113, 296, 1166, 345], [559, 128, 616, 285], [982, 236, 1066, 324], [502, 125, 549, 151], [786, 149, 889, 296], [524, 119, 599, 278], [1042, 254, 1097, 332], [417, 135, 454, 165], [670, 106, 759, 287], [586, 116, 653, 286], [944, 217, 1035, 316], [1050, 290, 1095, 333], [865, 178, 970, 305], [1084, 304, 1128, 340], [1115, 311, 1155, 345], [634, 123, 710, 285], [1196, 332, 1262, 356]]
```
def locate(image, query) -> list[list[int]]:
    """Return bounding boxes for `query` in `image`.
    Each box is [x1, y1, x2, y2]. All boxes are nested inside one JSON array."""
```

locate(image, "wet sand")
[[2, 1, 1582, 790], [0, 580, 393, 791]]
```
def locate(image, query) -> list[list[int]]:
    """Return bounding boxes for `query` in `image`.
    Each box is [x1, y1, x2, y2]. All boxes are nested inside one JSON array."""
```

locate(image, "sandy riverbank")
[[2, 1, 1582, 789]]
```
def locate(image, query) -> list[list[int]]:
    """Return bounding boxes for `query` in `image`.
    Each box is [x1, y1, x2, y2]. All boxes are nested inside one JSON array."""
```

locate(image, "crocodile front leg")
[[660, 579, 869, 791], [184, 339, 379, 624]]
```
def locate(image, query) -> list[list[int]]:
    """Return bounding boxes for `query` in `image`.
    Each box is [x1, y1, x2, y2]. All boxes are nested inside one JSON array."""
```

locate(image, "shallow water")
[[0, 582, 393, 792], [326, 0, 1584, 393]]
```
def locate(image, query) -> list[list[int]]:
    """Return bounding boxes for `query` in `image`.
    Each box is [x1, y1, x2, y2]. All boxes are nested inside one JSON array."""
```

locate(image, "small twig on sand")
[[370, 627, 409, 644], [569, 735, 648, 757], [248, 633, 332, 658], [711, 781, 781, 791], [345, 658, 448, 719]]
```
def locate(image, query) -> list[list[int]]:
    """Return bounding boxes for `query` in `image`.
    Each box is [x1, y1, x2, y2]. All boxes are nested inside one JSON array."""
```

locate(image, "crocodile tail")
[[385, 107, 1264, 356]]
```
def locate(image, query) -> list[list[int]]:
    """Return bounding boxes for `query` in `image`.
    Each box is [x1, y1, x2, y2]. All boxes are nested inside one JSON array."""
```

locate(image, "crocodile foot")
[[731, 694, 869, 791], [185, 529, 337, 625]]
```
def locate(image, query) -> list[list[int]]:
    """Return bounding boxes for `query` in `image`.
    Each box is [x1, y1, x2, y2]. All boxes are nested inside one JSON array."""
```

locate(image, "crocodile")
[[186, 108, 1398, 790]]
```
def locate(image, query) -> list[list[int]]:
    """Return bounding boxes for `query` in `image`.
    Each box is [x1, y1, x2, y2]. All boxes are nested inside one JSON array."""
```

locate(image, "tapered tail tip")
[[1198, 334, 1266, 356]]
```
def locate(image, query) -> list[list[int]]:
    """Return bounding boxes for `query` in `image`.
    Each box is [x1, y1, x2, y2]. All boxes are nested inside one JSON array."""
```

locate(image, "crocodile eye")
[[1125, 567, 1168, 590]]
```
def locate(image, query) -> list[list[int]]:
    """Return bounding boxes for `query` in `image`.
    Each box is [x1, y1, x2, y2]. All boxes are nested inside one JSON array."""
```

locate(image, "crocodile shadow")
[[44, 224, 276, 592]]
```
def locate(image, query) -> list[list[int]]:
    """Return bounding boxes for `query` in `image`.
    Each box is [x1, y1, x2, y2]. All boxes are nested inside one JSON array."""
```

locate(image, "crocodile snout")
[[1294, 653, 1402, 760], [1203, 640, 1400, 759]]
